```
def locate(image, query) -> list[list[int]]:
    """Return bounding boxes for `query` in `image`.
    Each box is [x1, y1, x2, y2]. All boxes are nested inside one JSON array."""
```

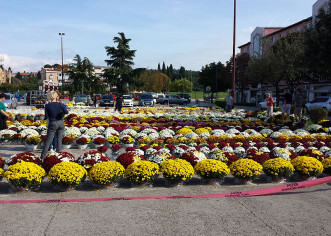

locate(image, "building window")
[[296, 26, 301, 31], [279, 33, 282, 38], [271, 36, 275, 43]]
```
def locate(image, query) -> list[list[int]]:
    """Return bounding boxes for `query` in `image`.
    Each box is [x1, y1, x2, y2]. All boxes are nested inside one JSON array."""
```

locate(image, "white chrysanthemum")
[[295, 145, 305, 154], [234, 147, 246, 159], [273, 147, 291, 161], [148, 132, 159, 140], [80, 127, 88, 134], [222, 146, 234, 153], [259, 128, 273, 136], [97, 126, 105, 133], [306, 124, 322, 132], [320, 146, 331, 153], [120, 129, 137, 137], [226, 128, 240, 135], [20, 128, 39, 138], [210, 129, 225, 137], [145, 148, 157, 157], [159, 130, 174, 139], [270, 132, 282, 139], [185, 132, 199, 139], [278, 129, 294, 136], [104, 127, 119, 139], [259, 147, 270, 153], [64, 127, 81, 138], [199, 146, 211, 155], [199, 132, 210, 139]]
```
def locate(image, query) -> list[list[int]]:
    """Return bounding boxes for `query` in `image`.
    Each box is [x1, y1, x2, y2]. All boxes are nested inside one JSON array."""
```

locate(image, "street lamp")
[[232, 0, 236, 103], [59, 32, 65, 95]]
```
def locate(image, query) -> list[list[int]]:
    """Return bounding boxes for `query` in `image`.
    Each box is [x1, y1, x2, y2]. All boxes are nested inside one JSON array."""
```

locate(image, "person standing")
[[115, 95, 123, 113], [0, 93, 10, 130], [282, 90, 292, 116], [40, 91, 68, 159], [266, 93, 274, 117], [293, 89, 305, 122], [225, 92, 233, 112]]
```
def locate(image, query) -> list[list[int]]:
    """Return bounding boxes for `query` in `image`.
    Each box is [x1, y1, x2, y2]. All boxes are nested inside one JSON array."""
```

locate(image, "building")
[[237, 0, 330, 104], [41, 67, 70, 92]]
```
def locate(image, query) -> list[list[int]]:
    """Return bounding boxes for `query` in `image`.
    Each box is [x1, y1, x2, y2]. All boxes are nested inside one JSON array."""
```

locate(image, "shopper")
[[115, 95, 123, 113], [282, 90, 292, 116], [225, 92, 233, 112], [0, 93, 10, 130], [266, 93, 274, 117], [40, 91, 68, 159], [293, 89, 305, 122]]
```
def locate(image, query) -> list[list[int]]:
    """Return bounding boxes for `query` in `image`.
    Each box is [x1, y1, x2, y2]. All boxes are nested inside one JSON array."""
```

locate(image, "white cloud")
[[0, 54, 73, 73]]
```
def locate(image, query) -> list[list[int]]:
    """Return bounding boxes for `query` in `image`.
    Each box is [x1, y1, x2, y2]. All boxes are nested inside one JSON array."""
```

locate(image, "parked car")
[[3, 93, 18, 109], [122, 95, 133, 107], [139, 93, 154, 106], [259, 98, 277, 109], [305, 97, 331, 112], [74, 94, 92, 105], [99, 95, 115, 107], [156, 94, 166, 104], [177, 93, 191, 103], [158, 94, 188, 105]]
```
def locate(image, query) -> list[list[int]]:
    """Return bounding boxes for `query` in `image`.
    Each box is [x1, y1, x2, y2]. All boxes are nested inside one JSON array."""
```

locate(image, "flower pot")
[[165, 179, 182, 188], [77, 144, 88, 149], [53, 185, 76, 192], [124, 143, 134, 148], [25, 144, 38, 151], [94, 144, 104, 149], [63, 144, 72, 149], [234, 177, 254, 185], [203, 178, 220, 185], [111, 151, 120, 159], [130, 181, 152, 188], [92, 182, 116, 189]]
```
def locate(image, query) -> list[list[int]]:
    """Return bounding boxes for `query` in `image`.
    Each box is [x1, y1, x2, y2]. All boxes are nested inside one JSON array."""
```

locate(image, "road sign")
[[206, 86, 211, 92]]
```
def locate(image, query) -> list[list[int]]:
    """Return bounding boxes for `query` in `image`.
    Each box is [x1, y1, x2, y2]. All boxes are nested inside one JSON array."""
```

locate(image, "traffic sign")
[[206, 86, 211, 92]]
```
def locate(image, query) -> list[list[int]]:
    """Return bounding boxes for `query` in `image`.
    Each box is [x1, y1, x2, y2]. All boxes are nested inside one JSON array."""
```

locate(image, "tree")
[[157, 63, 161, 71], [161, 62, 166, 74], [170, 78, 192, 93], [43, 64, 52, 68], [169, 64, 174, 80], [305, 1, 331, 80], [103, 32, 136, 94], [137, 70, 171, 92], [199, 62, 229, 96], [179, 66, 186, 79], [235, 53, 250, 102]]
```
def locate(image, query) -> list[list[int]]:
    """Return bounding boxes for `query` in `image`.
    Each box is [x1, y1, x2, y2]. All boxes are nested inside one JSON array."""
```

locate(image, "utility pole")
[[232, 0, 236, 103]]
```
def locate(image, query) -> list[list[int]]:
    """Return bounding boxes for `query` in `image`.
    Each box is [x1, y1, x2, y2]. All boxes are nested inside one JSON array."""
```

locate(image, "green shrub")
[[309, 108, 328, 123]]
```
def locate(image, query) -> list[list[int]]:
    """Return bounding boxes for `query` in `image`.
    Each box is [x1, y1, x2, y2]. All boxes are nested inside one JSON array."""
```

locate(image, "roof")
[[238, 42, 250, 48], [266, 17, 312, 37]]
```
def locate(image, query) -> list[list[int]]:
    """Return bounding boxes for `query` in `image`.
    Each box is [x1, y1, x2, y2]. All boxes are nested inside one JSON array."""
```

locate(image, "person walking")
[[225, 92, 233, 112], [293, 89, 305, 122], [266, 93, 274, 117], [0, 93, 10, 130], [40, 91, 68, 159], [282, 90, 292, 116], [115, 95, 123, 113]]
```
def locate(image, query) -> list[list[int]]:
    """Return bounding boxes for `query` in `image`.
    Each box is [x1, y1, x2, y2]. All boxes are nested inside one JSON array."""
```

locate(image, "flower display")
[[262, 158, 294, 180], [246, 149, 270, 164], [0, 156, 5, 168], [0, 168, 4, 181], [321, 157, 331, 175], [76, 137, 90, 145], [5, 161, 46, 189], [124, 160, 160, 185], [97, 145, 108, 153], [299, 149, 326, 161], [77, 151, 110, 169], [116, 152, 145, 168], [230, 159, 263, 181], [25, 136, 42, 145], [62, 136, 74, 145], [88, 161, 125, 186], [194, 159, 230, 180], [48, 162, 87, 187], [179, 151, 206, 166], [7, 152, 41, 166], [42, 151, 76, 172], [111, 144, 122, 152], [291, 156, 323, 177], [121, 136, 134, 144], [146, 150, 175, 164], [160, 159, 194, 184], [107, 136, 120, 144], [93, 137, 106, 145]]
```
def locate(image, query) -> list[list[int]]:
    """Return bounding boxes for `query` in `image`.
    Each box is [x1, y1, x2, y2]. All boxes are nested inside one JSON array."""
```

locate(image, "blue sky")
[[0, 0, 316, 72]]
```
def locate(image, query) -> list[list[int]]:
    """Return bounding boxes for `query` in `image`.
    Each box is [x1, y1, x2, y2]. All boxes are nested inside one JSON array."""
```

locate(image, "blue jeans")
[[41, 120, 65, 159]]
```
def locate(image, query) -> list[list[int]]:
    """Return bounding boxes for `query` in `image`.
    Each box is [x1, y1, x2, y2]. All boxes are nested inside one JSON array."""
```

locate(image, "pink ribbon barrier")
[[1, 176, 330, 204]]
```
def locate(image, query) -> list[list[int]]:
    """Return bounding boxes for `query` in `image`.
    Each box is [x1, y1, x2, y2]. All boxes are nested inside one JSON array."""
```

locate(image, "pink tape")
[[1, 176, 330, 204]]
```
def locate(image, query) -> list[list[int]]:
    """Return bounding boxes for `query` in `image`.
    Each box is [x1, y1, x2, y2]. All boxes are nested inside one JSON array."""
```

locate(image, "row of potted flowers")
[[1, 150, 330, 191]]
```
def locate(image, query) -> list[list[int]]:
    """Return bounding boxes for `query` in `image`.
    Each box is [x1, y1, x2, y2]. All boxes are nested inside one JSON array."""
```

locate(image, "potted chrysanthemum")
[[116, 151, 145, 168], [89, 161, 125, 188], [263, 158, 294, 182], [107, 136, 120, 146], [121, 136, 135, 148], [5, 161, 46, 191], [0, 168, 4, 182], [291, 156, 324, 180], [93, 137, 106, 148], [48, 162, 87, 190], [321, 157, 331, 175], [124, 160, 159, 187], [42, 151, 76, 172], [62, 136, 74, 149], [160, 159, 194, 186], [7, 152, 41, 166], [76, 137, 90, 149], [230, 159, 263, 184], [24, 136, 42, 151], [76, 150, 110, 170], [194, 159, 230, 184]]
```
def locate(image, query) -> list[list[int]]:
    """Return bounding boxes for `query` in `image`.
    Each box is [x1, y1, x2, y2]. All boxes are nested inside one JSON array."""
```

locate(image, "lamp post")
[[232, 0, 236, 104], [59, 32, 65, 95]]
